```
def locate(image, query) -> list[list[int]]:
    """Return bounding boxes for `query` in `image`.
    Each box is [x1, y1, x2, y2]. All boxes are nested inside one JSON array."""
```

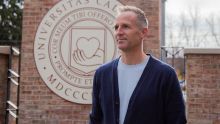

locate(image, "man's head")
[[114, 6, 148, 52], [117, 6, 148, 29]]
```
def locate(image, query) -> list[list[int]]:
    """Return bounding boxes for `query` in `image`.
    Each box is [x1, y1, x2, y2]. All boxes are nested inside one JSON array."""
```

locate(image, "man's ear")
[[142, 27, 148, 38]]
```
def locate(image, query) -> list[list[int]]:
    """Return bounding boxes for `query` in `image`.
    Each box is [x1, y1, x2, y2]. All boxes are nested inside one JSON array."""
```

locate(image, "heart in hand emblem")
[[76, 37, 100, 58]]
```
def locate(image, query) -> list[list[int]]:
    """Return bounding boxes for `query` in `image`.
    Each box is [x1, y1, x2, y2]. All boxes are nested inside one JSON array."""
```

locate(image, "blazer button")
[[115, 101, 119, 105]]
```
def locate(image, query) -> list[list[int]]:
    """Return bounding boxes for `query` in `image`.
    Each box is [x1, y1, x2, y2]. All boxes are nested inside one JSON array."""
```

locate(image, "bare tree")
[[178, 13, 191, 46], [206, 14, 220, 47], [166, 6, 219, 48], [166, 15, 175, 47]]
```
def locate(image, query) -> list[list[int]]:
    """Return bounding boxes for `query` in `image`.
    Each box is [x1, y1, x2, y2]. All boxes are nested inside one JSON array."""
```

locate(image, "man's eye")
[[114, 25, 118, 30], [123, 25, 129, 28]]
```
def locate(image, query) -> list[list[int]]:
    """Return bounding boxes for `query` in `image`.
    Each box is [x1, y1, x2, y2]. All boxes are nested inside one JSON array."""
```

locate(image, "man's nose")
[[115, 27, 123, 35]]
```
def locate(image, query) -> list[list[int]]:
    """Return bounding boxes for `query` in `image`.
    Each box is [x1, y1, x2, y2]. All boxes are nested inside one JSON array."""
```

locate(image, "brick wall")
[[0, 54, 8, 124], [185, 49, 220, 124], [20, 0, 161, 123], [0, 46, 19, 124]]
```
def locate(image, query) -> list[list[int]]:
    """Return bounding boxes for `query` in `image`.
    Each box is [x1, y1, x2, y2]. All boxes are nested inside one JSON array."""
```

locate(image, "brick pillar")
[[185, 49, 220, 124], [0, 52, 8, 124], [20, 0, 161, 123], [0, 46, 19, 124]]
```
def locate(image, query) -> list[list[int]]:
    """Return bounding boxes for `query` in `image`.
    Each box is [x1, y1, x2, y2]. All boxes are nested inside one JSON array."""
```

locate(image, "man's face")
[[114, 11, 147, 52]]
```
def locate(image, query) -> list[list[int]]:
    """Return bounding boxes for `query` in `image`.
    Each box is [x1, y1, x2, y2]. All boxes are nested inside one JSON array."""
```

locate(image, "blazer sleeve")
[[164, 69, 187, 124], [89, 70, 103, 124]]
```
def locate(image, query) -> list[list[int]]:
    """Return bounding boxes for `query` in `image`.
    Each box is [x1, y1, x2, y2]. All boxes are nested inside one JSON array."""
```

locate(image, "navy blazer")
[[90, 55, 187, 124]]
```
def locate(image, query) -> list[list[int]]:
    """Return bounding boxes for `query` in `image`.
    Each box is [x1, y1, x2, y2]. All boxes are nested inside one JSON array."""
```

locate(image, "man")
[[89, 5, 186, 124]]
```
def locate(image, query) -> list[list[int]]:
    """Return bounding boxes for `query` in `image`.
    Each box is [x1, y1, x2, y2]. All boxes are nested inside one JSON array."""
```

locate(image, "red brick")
[[186, 54, 220, 123]]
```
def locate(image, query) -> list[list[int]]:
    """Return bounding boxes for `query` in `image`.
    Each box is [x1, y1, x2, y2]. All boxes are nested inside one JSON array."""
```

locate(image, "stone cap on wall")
[[0, 46, 20, 56], [184, 48, 220, 55], [0, 46, 10, 55]]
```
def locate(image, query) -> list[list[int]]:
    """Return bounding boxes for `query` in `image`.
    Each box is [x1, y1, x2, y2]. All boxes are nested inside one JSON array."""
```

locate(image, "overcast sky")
[[165, 0, 220, 48], [166, 0, 220, 16]]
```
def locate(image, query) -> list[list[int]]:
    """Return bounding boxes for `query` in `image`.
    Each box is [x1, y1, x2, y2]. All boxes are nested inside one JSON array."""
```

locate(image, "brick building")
[[0, 0, 161, 123]]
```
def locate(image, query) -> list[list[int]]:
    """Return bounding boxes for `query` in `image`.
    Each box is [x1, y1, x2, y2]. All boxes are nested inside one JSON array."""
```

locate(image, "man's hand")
[[72, 48, 104, 66]]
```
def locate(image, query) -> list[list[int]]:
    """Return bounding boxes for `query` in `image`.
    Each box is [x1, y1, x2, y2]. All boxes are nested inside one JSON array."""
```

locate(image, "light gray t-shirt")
[[117, 56, 149, 124]]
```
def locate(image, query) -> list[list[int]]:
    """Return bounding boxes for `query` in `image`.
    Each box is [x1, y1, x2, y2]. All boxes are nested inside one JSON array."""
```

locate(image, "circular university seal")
[[34, 0, 123, 104]]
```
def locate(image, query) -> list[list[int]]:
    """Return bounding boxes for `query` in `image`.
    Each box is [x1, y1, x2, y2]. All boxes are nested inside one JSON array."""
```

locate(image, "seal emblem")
[[34, 0, 123, 104]]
